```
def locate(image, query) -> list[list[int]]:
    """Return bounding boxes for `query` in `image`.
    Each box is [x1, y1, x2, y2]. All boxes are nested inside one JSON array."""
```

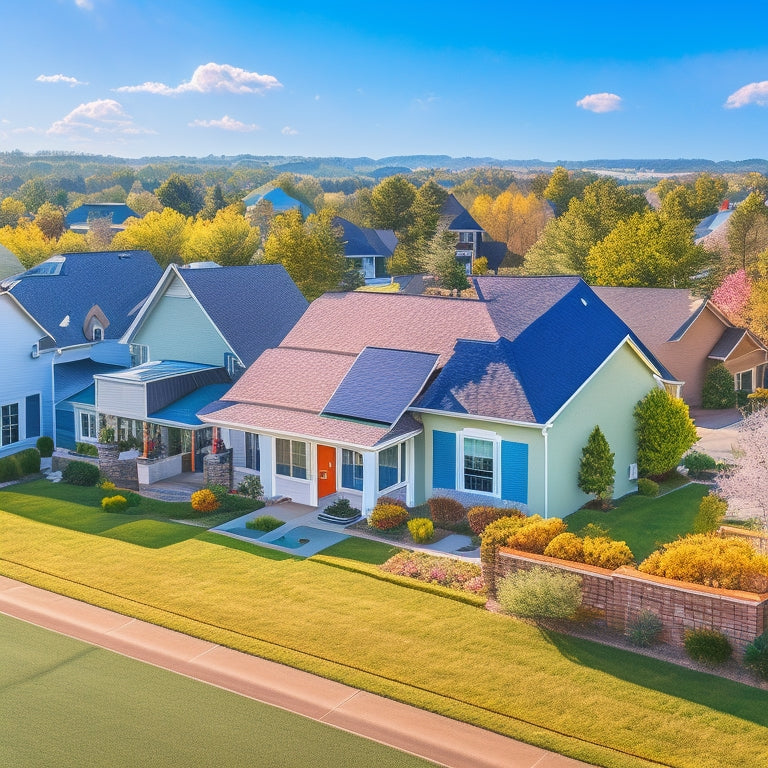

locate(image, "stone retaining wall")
[[492, 549, 768, 655], [97, 443, 139, 491], [204, 450, 232, 489]]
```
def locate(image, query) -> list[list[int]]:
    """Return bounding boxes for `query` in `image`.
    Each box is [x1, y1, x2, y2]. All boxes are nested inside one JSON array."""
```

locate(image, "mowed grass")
[[2, 508, 768, 768], [0, 614, 438, 768], [566, 483, 708, 561]]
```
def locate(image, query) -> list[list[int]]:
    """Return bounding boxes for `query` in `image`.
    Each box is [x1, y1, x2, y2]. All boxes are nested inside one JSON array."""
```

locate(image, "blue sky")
[[2, 0, 768, 160]]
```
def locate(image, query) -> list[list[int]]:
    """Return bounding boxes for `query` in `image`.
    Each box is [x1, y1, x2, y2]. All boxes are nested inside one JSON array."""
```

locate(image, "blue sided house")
[[242, 184, 313, 216], [0, 250, 162, 455], [333, 216, 397, 283], [202, 276, 680, 518], [65, 203, 139, 234]]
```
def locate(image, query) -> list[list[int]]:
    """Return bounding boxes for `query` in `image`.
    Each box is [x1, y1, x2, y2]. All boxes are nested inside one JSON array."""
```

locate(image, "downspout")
[[542, 424, 552, 519]]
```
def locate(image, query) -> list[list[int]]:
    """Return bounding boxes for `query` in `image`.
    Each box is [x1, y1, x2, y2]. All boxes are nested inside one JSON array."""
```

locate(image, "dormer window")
[[82, 304, 109, 343], [92, 325, 103, 341]]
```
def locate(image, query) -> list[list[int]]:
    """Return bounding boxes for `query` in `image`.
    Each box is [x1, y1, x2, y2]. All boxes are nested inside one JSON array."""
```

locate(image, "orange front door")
[[317, 445, 337, 499]]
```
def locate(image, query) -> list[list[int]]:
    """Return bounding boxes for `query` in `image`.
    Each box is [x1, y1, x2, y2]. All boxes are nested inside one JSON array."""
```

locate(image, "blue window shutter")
[[432, 430, 456, 489], [501, 441, 528, 504], [25, 395, 40, 438]]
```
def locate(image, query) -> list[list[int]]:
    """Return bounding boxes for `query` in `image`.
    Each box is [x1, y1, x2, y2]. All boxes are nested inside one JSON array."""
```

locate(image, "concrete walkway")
[[0, 576, 588, 768]]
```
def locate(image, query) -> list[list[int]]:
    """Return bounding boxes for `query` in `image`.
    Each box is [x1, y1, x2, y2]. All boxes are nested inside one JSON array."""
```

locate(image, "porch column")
[[361, 451, 377, 516], [142, 422, 149, 459], [406, 439, 416, 507], [259, 436, 274, 498]]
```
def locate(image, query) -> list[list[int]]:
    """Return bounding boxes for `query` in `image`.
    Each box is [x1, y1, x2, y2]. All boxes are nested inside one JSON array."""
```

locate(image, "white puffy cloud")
[[117, 62, 281, 96], [75, 0, 93, 8], [189, 115, 259, 132], [47, 99, 151, 136], [281, 126, 298, 135], [576, 92, 622, 113], [36, 74, 87, 87], [724, 81, 768, 109]]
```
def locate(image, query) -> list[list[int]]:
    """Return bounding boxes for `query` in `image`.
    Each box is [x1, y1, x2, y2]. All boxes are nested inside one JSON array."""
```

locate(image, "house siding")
[[546, 342, 656, 517], [133, 291, 233, 367]]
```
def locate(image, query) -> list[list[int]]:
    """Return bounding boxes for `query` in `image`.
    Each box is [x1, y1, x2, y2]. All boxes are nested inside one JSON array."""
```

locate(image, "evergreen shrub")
[[744, 633, 768, 679], [701, 364, 737, 409], [36, 436, 54, 458], [191, 488, 219, 513], [626, 610, 664, 647], [684, 628, 732, 664], [693, 493, 727, 534], [637, 478, 659, 497], [62, 460, 100, 486]]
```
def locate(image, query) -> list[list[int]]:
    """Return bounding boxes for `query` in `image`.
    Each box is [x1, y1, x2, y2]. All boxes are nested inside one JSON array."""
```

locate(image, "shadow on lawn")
[[540, 627, 768, 726]]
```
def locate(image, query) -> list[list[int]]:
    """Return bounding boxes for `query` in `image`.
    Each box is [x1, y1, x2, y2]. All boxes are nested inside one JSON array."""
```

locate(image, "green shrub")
[[507, 516, 567, 554], [368, 502, 409, 530], [637, 478, 659, 497], [582, 536, 634, 568], [124, 491, 141, 508], [744, 633, 768, 679], [701, 363, 737, 409], [634, 388, 698, 478], [237, 474, 264, 499], [36, 436, 54, 458], [62, 460, 100, 487], [75, 442, 99, 457], [467, 505, 521, 535], [682, 451, 717, 479], [16, 448, 41, 475], [191, 488, 219, 513], [98, 426, 115, 444], [747, 388, 768, 412], [322, 497, 361, 519], [626, 610, 664, 647], [639, 534, 768, 592], [407, 517, 434, 543], [543, 532, 585, 562], [0, 455, 21, 483], [245, 515, 284, 532], [207, 483, 231, 510], [427, 496, 466, 526], [693, 493, 727, 534], [496, 567, 582, 620], [683, 628, 732, 664], [101, 495, 128, 513], [380, 551, 484, 594], [577, 425, 615, 506]]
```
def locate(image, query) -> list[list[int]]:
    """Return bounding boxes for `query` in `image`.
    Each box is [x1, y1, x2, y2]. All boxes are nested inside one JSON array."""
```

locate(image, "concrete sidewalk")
[[0, 575, 589, 768]]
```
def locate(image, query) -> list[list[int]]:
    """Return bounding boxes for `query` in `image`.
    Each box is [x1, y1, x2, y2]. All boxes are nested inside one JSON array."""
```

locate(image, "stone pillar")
[[203, 449, 233, 489], [97, 442, 139, 490]]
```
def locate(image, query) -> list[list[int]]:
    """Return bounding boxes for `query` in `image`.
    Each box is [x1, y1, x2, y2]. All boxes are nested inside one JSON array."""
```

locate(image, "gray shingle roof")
[[708, 327, 747, 360]]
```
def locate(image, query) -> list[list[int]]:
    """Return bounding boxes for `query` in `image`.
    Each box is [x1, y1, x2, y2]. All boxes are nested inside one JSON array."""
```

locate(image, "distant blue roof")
[[65, 203, 139, 228], [177, 264, 309, 366], [64, 384, 95, 407], [149, 384, 232, 427], [55, 359, 125, 404], [323, 347, 438, 425], [333, 217, 397, 258], [448, 209, 483, 232], [3, 250, 161, 348], [242, 184, 313, 216]]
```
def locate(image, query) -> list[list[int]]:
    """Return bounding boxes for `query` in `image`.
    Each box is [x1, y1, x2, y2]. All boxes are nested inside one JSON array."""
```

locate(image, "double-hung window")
[[1, 403, 19, 446], [275, 438, 307, 480], [245, 432, 260, 471], [79, 411, 97, 441], [341, 449, 363, 491], [463, 436, 495, 494], [736, 370, 753, 392], [378, 443, 407, 491]]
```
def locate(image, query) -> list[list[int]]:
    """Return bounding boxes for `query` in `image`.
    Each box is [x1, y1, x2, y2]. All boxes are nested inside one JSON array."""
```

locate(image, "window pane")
[[378, 445, 399, 491], [400, 442, 407, 483], [464, 438, 494, 493], [292, 441, 307, 479], [245, 433, 260, 471], [275, 438, 291, 476], [2, 404, 19, 446], [341, 449, 363, 491]]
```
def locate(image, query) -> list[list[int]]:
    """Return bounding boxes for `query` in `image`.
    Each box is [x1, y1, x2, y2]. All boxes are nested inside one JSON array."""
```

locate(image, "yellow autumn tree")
[[182, 206, 260, 266], [111, 208, 192, 268], [471, 188, 552, 259]]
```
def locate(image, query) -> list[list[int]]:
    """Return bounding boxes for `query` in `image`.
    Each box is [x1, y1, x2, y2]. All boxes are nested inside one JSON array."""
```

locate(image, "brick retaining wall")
[[719, 525, 768, 555], [493, 549, 768, 655]]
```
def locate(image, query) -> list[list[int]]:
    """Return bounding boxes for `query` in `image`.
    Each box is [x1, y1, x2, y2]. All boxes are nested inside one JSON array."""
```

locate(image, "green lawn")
[[2, 488, 767, 768], [0, 613, 438, 768], [566, 482, 708, 561]]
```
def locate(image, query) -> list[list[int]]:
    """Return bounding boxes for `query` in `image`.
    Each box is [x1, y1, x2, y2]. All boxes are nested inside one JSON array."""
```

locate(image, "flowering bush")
[[99, 479, 117, 490], [380, 551, 484, 594], [427, 496, 466, 526], [543, 532, 585, 562], [467, 505, 521, 535], [506, 516, 567, 554], [191, 488, 220, 513], [639, 534, 768, 592], [368, 502, 409, 530], [582, 536, 634, 569], [101, 494, 128, 513], [407, 517, 434, 543]]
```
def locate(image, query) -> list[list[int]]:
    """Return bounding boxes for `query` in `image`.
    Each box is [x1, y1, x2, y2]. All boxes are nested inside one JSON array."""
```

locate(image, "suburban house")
[[333, 216, 397, 283], [202, 277, 678, 518], [439, 194, 507, 273], [0, 250, 162, 455], [242, 184, 313, 216], [65, 203, 139, 234], [93, 263, 308, 485], [592, 286, 768, 406]]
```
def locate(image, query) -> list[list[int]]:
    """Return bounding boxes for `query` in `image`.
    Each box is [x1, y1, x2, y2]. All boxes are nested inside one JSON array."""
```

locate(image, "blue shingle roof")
[[323, 347, 438, 425], [149, 383, 233, 427], [242, 184, 313, 216], [65, 204, 139, 228], [3, 251, 162, 348], [448, 209, 483, 232], [177, 264, 309, 366], [55, 359, 125, 404], [333, 217, 397, 258]]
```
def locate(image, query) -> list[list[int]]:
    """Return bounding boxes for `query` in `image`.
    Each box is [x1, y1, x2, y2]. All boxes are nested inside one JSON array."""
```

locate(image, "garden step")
[[317, 512, 363, 526]]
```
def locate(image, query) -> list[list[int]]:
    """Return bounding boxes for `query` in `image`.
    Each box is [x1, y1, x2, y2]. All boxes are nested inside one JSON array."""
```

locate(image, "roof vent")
[[59, 314, 70, 328], [581, 297, 588, 307]]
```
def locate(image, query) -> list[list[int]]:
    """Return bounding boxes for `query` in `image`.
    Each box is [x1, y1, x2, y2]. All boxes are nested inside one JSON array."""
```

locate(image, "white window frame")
[[735, 369, 754, 392], [129, 343, 149, 367], [458, 428, 500, 497], [1, 402, 20, 447], [275, 438, 308, 481], [77, 410, 98, 442], [377, 442, 407, 493]]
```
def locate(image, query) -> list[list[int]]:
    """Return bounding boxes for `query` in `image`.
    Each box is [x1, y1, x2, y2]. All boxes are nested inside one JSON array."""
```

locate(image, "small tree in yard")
[[634, 388, 698, 479], [577, 426, 615, 508], [701, 364, 737, 409], [717, 408, 768, 524]]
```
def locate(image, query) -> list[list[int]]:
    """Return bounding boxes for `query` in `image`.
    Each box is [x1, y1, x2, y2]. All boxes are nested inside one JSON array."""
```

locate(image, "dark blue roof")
[[708, 327, 747, 360], [55, 359, 125, 404], [323, 347, 438, 425], [65, 204, 138, 228], [440, 194, 467, 218], [418, 278, 675, 423], [448, 208, 483, 232], [149, 383, 232, 426], [242, 185, 313, 216], [333, 217, 396, 258], [178, 264, 308, 366], [476, 240, 507, 271], [5, 251, 161, 348]]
